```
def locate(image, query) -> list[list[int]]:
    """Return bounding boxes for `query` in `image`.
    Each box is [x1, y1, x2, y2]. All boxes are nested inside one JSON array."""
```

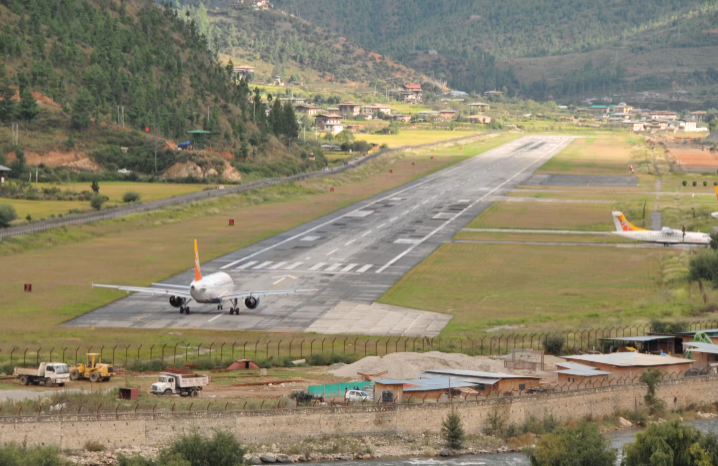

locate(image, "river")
[[309, 419, 718, 466]]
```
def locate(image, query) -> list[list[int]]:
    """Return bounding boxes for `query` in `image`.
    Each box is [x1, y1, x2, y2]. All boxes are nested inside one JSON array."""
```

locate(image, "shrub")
[[484, 406, 506, 437], [704, 181, 708, 187], [525, 422, 616, 466], [622, 421, 716, 466], [84, 440, 106, 452], [0, 203, 17, 227], [640, 368, 666, 415], [683, 180, 688, 186], [650, 319, 689, 334], [441, 411, 465, 449], [122, 191, 141, 203], [306, 353, 358, 366], [693, 181, 698, 187], [161, 429, 246, 466], [0, 443, 66, 466], [126, 359, 168, 372], [90, 194, 107, 210], [542, 334, 565, 356]]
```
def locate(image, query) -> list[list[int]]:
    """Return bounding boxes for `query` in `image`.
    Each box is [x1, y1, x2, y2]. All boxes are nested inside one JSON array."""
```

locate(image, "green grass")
[[354, 129, 480, 147], [537, 135, 637, 176], [3, 198, 91, 223]]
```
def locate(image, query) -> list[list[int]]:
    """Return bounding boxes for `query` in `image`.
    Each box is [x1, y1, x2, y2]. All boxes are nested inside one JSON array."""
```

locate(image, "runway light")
[[390, 169, 392, 173], [24, 284, 32, 292], [330, 187, 334, 192], [229, 219, 235, 226], [412, 162, 415, 166], [431, 156, 433, 159]]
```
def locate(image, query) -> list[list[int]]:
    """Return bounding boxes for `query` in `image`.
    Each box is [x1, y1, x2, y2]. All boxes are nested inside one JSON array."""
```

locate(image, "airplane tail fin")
[[194, 239, 202, 281], [612, 211, 645, 232], [714, 185, 718, 203]]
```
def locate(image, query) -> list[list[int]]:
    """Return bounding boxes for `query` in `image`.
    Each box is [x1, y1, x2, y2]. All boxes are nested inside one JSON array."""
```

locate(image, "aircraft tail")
[[612, 211, 645, 232], [714, 185, 718, 203], [194, 239, 202, 281]]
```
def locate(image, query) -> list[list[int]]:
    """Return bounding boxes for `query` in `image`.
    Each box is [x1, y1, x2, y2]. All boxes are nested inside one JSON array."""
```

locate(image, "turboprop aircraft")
[[712, 186, 718, 219], [93, 240, 318, 315], [611, 211, 711, 247]]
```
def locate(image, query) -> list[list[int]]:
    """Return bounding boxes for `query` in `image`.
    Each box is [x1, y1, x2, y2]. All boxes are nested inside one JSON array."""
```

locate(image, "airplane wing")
[[151, 283, 187, 289], [223, 289, 319, 300], [92, 284, 192, 297]]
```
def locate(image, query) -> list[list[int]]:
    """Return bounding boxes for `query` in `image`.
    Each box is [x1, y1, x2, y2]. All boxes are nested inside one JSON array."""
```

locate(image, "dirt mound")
[[329, 351, 560, 380], [162, 160, 241, 181], [8, 150, 101, 172]]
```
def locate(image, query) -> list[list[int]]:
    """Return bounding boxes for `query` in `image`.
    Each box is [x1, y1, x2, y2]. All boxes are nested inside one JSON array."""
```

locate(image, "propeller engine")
[[169, 296, 186, 308], [244, 296, 260, 309], [712, 212, 718, 219]]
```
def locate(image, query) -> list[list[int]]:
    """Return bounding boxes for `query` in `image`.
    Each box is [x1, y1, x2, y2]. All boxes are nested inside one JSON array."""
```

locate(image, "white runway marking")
[[269, 262, 288, 270], [341, 263, 359, 272], [325, 263, 342, 272], [389, 217, 398, 222], [377, 223, 386, 229], [362, 230, 372, 237], [208, 314, 223, 322], [236, 261, 258, 270], [285, 262, 303, 270], [344, 239, 356, 246], [253, 261, 273, 270], [326, 248, 338, 256], [309, 263, 326, 271], [356, 264, 373, 273]]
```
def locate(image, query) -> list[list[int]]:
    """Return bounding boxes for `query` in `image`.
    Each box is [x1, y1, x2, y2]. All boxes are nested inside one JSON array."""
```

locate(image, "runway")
[[66, 136, 573, 336]]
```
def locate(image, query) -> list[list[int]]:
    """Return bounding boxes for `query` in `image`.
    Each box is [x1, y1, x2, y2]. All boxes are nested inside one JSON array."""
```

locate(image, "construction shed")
[[683, 342, 718, 371], [420, 369, 541, 395], [599, 336, 676, 355], [563, 353, 692, 379], [555, 368, 611, 385], [373, 377, 478, 403]]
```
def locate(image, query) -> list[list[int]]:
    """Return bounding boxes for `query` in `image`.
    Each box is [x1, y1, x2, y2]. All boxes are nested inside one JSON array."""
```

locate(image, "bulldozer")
[[69, 353, 115, 382]]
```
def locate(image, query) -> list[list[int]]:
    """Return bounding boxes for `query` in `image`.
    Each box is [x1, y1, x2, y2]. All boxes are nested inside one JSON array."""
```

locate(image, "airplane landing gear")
[[228, 299, 240, 316], [180, 306, 191, 314], [217, 304, 223, 310]]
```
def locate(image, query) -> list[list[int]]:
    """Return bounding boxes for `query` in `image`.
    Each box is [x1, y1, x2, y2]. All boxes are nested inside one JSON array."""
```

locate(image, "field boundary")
[[0, 132, 499, 241]]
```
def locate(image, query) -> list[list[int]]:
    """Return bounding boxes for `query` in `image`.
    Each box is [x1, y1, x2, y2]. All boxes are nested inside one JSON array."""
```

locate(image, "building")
[[465, 115, 492, 124], [625, 120, 646, 132], [467, 102, 490, 113], [438, 109, 457, 120], [484, 90, 504, 96], [416, 110, 438, 121], [388, 114, 412, 123], [420, 369, 541, 396], [362, 104, 392, 118], [401, 84, 423, 103], [372, 377, 477, 403], [315, 113, 343, 134], [682, 342, 718, 372], [555, 368, 612, 385], [338, 102, 362, 118], [690, 111, 707, 122], [279, 97, 306, 105], [294, 104, 320, 116], [649, 110, 678, 121], [233, 65, 255, 80], [613, 102, 633, 114], [563, 352, 693, 380], [684, 120, 698, 131], [346, 124, 360, 132], [587, 105, 612, 115], [598, 336, 677, 355]]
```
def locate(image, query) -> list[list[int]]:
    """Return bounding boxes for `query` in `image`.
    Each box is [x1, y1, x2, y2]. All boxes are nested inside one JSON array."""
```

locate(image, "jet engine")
[[245, 296, 260, 309], [169, 296, 186, 308], [661, 227, 676, 235]]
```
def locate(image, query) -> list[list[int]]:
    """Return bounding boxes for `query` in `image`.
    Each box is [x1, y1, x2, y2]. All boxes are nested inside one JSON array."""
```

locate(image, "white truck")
[[14, 363, 70, 387], [150, 372, 209, 397]]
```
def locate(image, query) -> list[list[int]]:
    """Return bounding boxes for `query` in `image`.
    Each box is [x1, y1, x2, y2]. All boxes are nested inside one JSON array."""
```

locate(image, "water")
[[309, 419, 718, 466]]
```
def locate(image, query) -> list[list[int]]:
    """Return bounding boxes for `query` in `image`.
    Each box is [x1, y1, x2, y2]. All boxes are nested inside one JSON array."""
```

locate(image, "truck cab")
[[15, 362, 70, 387], [151, 374, 178, 395], [150, 372, 208, 397]]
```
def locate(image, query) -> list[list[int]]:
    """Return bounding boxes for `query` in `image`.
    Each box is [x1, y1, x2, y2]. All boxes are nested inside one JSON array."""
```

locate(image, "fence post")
[[209, 343, 214, 361], [220, 343, 225, 365], [36, 347, 41, 365], [150, 344, 154, 361], [162, 344, 166, 362], [343, 337, 348, 354], [196, 343, 202, 362]]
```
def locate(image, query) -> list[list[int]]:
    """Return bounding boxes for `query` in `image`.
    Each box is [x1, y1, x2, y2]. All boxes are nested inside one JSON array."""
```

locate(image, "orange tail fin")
[[194, 239, 202, 281], [612, 211, 645, 232], [714, 185, 718, 203]]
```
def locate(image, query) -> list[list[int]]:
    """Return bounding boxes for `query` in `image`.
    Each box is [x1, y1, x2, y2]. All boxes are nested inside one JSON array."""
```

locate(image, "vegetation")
[[119, 430, 246, 466], [542, 335, 565, 356], [524, 421, 616, 466], [640, 368, 666, 415], [0, 202, 17, 227], [441, 410, 465, 450], [84, 441, 106, 453], [622, 421, 718, 466], [0, 443, 68, 466], [650, 319, 690, 334], [90, 194, 107, 210], [122, 191, 141, 203]]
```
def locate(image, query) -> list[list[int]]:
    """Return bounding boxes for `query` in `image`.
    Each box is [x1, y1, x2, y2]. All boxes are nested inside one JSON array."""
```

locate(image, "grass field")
[[0, 145, 475, 350], [2, 182, 215, 225], [379, 243, 674, 336], [454, 231, 632, 244], [537, 136, 636, 176], [465, 202, 627, 231], [354, 129, 480, 147]]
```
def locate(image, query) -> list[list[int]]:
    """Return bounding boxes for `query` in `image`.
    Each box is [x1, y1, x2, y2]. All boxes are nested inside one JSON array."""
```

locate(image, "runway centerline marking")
[[208, 314, 223, 323], [345, 239, 356, 246], [326, 248, 339, 256], [362, 230, 372, 237], [377, 223, 386, 229]]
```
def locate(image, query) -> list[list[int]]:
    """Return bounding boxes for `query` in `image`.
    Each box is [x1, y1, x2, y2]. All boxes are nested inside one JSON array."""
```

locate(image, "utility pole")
[[12, 122, 19, 145]]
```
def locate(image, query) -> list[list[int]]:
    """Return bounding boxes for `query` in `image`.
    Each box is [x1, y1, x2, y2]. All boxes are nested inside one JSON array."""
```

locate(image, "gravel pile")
[[329, 351, 559, 380]]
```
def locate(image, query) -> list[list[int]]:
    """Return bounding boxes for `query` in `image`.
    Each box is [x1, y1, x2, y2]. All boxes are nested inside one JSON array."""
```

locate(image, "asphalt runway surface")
[[66, 136, 573, 336]]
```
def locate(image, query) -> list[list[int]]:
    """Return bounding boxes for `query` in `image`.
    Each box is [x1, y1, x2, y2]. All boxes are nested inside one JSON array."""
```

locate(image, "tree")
[[72, 87, 93, 130], [0, 203, 17, 228], [0, 58, 15, 123], [282, 102, 299, 141], [542, 334, 564, 356], [18, 85, 39, 125], [525, 422, 616, 466], [119, 430, 246, 466], [650, 319, 689, 334], [640, 368, 665, 414], [122, 191, 141, 203], [688, 251, 718, 287], [441, 410, 465, 450], [91, 180, 100, 193], [623, 421, 715, 466], [268, 98, 284, 136]]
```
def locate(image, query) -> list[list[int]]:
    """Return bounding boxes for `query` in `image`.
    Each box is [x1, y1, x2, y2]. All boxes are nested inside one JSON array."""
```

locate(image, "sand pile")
[[329, 351, 561, 380]]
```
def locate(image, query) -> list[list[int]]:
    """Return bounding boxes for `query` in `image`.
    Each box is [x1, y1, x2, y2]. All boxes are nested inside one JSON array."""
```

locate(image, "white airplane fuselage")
[[189, 272, 235, 303], [612, 230, 710, 245]]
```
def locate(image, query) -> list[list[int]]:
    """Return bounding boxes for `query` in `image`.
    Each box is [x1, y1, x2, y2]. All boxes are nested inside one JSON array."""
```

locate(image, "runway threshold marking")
[[375, 141, 571, 273]]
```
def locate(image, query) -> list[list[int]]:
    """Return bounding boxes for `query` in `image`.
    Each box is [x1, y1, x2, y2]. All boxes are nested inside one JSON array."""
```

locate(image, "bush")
[[0, 443, 66, 466], [683, 180, 688, 186], [542, 334, 565, 356], [693, 181, 698, 187], [125, 359, 168, 372], [441, 411, 465, 449], [90, 194, 107, 210], [622, 421, 717, 466], [306, 353, 358, 366], [704, 181, 708, 187], [0, 203, 17, 227], [84, 440, 106, 452], [162, 430, 246, 466], [525, 422, 616, 466], [122, 191, 141, 203], [650, 319, 689, 334]]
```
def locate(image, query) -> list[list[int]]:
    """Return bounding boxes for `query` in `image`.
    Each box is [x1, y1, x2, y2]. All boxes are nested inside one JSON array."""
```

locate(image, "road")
[[66, 136, 573, 336]]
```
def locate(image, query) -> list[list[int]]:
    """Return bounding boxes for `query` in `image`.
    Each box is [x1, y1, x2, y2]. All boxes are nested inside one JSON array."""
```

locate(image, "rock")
[[276, 455, 291, 463], [260, 454, 277, 463], [362, 454, 372, 460], [40, 397, 52, 406], [297, 455, 307, 462], [249, 456, 263, 465], [617, 417, 632, 428], [440, 449, 452, 457]]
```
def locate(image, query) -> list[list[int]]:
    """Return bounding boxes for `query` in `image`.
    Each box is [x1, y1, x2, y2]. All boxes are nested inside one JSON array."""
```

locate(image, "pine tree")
[[18, 85, 39, 125], [71, 87, 93, 130], [269, 98, 284, 136], [441, 411, 465, 450], [283, 102, 299, 141], [0, 74, 15, 124]]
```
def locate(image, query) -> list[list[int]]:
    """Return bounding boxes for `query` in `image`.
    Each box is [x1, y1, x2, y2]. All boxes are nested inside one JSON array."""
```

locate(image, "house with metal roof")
[[598, 335, 677, 355], [555, 368, 612, 385], [420, 369, 541, 395], [564, 352, 692, 379]]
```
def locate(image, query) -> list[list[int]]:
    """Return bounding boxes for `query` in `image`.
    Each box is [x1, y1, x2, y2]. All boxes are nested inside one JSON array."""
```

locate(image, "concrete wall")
[[3, 376, 717, 450]]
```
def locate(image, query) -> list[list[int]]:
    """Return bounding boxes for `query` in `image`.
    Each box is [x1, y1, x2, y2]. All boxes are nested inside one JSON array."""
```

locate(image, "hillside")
[[0, 0, 325, 181], [288, 0, 718, 101], [181, 1, 427, 92]]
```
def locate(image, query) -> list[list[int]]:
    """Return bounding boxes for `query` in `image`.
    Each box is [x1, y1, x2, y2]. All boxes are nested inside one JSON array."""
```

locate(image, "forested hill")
[[286, 0, 718, 99]]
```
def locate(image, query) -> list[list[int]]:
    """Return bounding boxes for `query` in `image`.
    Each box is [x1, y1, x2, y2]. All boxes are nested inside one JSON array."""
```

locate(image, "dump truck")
[[69, 353, 115, 383], [14, 362, 70, 387], [150, 372, 208, 397]]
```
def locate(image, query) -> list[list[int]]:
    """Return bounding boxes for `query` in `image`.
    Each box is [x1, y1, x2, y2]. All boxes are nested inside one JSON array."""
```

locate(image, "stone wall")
[[2, 376, 717, 449]]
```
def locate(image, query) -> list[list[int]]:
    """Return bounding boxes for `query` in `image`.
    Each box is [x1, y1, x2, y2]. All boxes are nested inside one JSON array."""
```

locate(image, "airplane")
[[712, 186, 718, 219], [611, 211, 711, 247], [93, 240, 318, 315]]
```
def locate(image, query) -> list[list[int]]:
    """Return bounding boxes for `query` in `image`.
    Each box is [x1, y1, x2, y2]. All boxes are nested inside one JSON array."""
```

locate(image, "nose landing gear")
[[228, 298, 240, 315]]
